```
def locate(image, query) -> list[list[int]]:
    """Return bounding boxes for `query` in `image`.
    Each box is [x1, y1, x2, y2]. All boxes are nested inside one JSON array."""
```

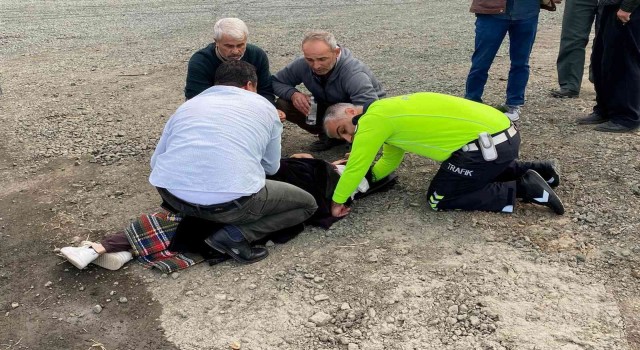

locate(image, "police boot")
[[517, 170, 565, 215], [517, 159, 560, 188]]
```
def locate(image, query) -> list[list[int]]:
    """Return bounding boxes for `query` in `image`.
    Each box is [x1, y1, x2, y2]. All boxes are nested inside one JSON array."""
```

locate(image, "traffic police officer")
[[322, 92, 564, 217]]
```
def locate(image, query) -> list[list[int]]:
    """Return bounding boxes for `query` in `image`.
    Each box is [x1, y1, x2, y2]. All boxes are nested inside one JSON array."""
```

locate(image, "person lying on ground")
[[323, 92, 565, 218], [58, 155, 397, 272]]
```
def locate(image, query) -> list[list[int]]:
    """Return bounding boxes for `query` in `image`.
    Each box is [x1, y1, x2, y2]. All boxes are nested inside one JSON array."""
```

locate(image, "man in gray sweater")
[[273, 31, 386, 151]]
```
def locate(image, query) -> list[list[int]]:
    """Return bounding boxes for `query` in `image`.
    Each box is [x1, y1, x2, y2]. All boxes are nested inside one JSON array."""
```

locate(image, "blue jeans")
[[465, 14, 539, 106]]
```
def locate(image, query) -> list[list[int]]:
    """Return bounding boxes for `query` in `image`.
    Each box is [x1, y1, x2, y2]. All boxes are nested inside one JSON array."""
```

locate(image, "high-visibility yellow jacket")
[[332, 92, 511, 204]]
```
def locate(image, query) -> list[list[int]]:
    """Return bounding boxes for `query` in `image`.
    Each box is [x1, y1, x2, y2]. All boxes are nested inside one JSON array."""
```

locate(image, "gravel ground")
[[1, 1, 639, 349]]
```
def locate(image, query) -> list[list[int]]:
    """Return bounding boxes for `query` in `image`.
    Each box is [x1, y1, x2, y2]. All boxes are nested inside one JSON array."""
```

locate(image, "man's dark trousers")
[[592, 5, 640, 129], [556, 0, 598, 92], [426, 131, 523, 213]]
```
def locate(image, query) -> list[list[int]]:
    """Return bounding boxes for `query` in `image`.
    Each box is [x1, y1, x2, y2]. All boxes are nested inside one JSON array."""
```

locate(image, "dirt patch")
[[1, 1, 638, 349]]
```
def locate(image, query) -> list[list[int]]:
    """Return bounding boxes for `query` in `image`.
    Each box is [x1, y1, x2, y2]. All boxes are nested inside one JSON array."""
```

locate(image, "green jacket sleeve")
[[332, 118, 393, 204], [371, 143, 405, 181]]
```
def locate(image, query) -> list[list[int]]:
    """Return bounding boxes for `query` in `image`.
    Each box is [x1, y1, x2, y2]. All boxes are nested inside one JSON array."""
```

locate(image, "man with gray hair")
[[185, 18, 277, 105], [273, 30, 386, 151]]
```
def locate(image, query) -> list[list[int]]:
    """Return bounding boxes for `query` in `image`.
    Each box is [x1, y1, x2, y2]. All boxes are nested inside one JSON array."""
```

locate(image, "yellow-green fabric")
[[332, 92, 511, 204]]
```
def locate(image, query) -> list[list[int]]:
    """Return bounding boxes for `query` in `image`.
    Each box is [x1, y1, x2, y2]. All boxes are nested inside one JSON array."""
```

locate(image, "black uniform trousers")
[[426, 131, 525, 213], [592, 5, 640, 129]]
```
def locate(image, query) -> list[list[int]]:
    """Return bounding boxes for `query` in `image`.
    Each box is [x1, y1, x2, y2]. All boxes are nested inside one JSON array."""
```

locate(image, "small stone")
[[248, 284, 257, 290], [171, 272, 180, 279], [348, 343, 359, 350], [409, 202, 420, 207], [366, 254, 378, 263], [341, 302, 351, 310], [457, 314, 467, 320], [446, 317, 457, 325], [459, 304, 468, 313], [230, 340, 241, 349], [44, 281, 53, 288], [53, 248, 61, 253], [78, 286, 85, 291], [185, 291, 194, 296], [118, 297, 128, 303], [631, 270, 640, 279], [447, 305, 459, 315], [576, 254, 587, 263], [265, 240, 275, 247], [469, 316, 480, 326], [109, 291, 117, 296], [314, 294, 330, 302], [314, 277, 325, 283], [304, 273, 315, 279], [455, 249, 463, 255], [92, 305, 102, 314], [309, 311, 332, 326], [11, 302, 19, 309], [214, 294, 227, 300], [368, 308, 376, 318]]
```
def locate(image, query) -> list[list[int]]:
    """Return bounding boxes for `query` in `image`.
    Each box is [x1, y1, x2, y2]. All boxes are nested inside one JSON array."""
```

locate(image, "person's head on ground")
[[214, 60, 258, 92], [323, 103, 363, 143], [214, 18, 249, 61], [302, 30, 340, 76]]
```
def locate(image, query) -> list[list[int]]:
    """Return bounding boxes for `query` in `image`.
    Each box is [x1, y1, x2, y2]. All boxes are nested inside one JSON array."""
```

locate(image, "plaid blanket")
[[124, 211, 204, 273]]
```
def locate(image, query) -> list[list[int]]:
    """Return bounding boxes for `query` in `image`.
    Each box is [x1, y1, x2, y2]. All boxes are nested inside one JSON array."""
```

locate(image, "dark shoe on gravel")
[[204, 226, 268, 264], [577, 112, 607, 125], [529, 159, 560, 188], [550, 88, 579, 98], [519, 170, 565, 215], [594, 121, 639, 133]]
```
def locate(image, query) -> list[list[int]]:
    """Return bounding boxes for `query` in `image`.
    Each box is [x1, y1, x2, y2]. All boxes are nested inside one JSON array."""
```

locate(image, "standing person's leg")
[[505, 15, 539, 108], [465, 15, 510, 103], [595, 6, 640, 131], [579, 5, 609, 124], [555, 0, 598, 95]]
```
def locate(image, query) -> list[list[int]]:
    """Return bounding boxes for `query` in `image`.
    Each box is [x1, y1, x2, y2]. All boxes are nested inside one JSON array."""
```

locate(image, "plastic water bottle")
[[306, 97, 317, 125]]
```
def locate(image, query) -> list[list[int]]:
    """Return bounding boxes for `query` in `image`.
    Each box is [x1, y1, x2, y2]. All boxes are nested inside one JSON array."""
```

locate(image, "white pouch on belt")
[[478, 132, 498, 161]]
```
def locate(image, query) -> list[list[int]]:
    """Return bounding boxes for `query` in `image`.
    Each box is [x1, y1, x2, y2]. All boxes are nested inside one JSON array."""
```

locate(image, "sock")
[[223, 225, 245, 242]]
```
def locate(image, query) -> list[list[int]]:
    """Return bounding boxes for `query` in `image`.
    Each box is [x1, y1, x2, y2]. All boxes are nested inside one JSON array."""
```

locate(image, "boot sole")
[[204, 237, 268, 264], [524, 170, 565, 215]]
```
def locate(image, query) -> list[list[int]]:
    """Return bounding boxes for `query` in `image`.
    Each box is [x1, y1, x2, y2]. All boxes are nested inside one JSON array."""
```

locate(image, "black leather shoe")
[[594, 121, 639, 133], [519, 170, 565, 215], [204, 227, 268, 264], [550, 88, 579, 98], [309, 134, 346, 152], [577, 112, 607, 125]]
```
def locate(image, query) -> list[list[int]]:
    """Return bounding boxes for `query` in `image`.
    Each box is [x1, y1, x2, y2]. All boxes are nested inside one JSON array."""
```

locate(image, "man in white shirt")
[[150, 61, 318, 264]]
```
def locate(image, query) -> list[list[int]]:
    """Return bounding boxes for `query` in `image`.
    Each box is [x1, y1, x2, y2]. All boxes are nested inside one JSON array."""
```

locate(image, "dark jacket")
[[470, 0, 556, 14], [184, 43, 275, 102], [599, 0, 640, 12], [272, 47, 386, 105]]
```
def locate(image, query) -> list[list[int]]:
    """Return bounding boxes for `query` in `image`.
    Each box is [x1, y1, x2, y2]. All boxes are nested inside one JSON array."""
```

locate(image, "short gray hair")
[[214, 18, 249, 41], [323, 103, 356, 133], [302, 30, 338, 50]]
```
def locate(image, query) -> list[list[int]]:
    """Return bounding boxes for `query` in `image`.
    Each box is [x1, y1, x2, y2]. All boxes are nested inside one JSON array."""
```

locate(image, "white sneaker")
[[504, 105, 521, 122], [60, 246, 99, 269], [92, 251, 133, 271]]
